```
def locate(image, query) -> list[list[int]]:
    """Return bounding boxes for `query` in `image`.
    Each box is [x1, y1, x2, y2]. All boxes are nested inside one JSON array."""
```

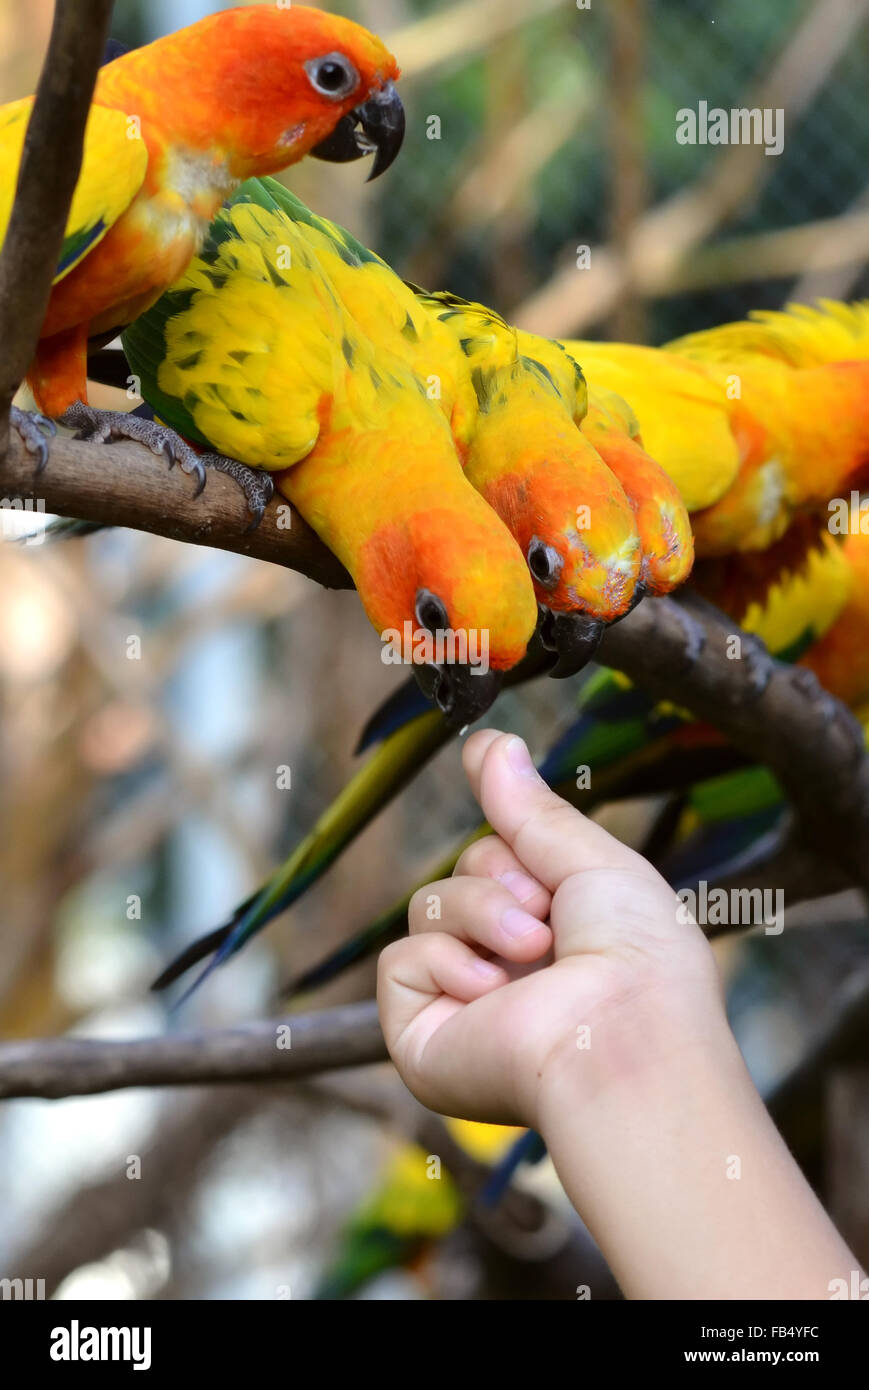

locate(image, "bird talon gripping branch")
[[8, 405, 56, 474], [59, 402, 209, 494], [198, 454, 276, 531]]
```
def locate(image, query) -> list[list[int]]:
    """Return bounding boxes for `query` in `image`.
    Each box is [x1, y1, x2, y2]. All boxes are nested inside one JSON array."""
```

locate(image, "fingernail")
[[497, 869, 540, 905], [505, 736, 539, 779], [473, 957, 503, 980], [501, 906, 544, 939]]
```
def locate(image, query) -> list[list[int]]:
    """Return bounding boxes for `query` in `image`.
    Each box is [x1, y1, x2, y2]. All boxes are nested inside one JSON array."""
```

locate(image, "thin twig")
[[0, 0, 115, 452]]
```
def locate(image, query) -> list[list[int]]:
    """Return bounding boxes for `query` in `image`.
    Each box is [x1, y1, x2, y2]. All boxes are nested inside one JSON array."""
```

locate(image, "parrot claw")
[[59, 402, 208, 493], [9, 406, 56, 474], [198, 454, 275, 531]]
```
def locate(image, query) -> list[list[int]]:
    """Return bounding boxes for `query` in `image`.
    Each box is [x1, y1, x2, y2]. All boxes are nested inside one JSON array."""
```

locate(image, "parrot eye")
[[415, 589, 449, 634], [305, 53, 360, 100], [527, 539, 563, 590]]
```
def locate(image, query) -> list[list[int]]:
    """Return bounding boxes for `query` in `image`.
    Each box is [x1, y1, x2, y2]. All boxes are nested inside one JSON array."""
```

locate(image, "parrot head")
[[104, 4, 404, 182], [277, 413, 539, 728], [218, 5, 404, 180], [466, 408, 644, 677], [354, 498, 540, 725]]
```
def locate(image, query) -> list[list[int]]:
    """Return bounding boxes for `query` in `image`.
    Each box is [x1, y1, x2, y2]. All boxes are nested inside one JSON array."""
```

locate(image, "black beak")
[[538, 607, 605, 679], [311, 81, 405, 180], [413, 661, 503, 728]]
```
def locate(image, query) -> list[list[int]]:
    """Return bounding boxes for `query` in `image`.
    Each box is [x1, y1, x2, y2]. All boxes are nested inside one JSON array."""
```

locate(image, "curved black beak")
[[412, 661, 503, 728], [538, 606, 605, 680], [311, 81, 405, 180]]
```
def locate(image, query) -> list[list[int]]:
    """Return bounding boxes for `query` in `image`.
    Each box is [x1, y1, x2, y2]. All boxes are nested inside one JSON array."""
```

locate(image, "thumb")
[[462, 730, 668, 895]]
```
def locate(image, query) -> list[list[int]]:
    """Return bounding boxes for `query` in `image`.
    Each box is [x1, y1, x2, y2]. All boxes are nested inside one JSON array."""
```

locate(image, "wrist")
[[532, 970, 855, 1299]]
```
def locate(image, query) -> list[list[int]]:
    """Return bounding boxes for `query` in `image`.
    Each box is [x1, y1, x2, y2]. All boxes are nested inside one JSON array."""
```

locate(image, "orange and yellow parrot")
[[419, 292, 694, 608], [123, 177, 538, 748], [565, 300, 869, 590], [212, 188, 693, 674], [2, 4, 403, 472], [314, 1123, 530, 1299]]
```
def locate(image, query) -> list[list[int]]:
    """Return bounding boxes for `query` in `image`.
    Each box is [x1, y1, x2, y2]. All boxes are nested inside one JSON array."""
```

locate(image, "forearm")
[[539, 998, 859, 1300]]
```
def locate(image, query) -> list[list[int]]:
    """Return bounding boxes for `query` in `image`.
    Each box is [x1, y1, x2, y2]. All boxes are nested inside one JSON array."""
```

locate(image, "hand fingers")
[[377, 933, 524, 1122], [408, 874, 552, 962], [453, 834, 551, 920], [377, 931, 508, 1059], [462, 730, 665, 893]]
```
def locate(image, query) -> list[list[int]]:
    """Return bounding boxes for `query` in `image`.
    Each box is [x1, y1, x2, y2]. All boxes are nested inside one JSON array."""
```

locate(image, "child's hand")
[[378, 728, 721, 1131], [378, 728, 860, 1299]]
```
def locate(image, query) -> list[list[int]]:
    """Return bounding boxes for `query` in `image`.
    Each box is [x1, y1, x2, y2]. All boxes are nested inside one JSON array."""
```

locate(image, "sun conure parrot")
[[201, 183, 692, 675], [415, 290, 694, 671], [563, 299, 869, 587], [3, 3, 404, 478], [315, 1144, 463, 1299], [120, 178, 538, 853]]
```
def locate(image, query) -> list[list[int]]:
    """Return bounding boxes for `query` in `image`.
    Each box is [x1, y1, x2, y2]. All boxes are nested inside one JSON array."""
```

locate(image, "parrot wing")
[[123, 177, 349, 463], [667, 299, 869, 367], [0, 96, 147, 283], [561, 338, 742, 512]]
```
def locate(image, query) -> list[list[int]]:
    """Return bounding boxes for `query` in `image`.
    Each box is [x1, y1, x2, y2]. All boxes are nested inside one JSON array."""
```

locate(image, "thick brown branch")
[[0, 1000, 387, 1099], [0, 0, 115, 444], [598, 598, 869, 893], [0, 430, 351, 588]]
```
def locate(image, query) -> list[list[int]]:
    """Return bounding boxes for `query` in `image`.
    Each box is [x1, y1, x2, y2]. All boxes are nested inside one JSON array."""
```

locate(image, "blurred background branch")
[[0, 1001, 386, 1099]]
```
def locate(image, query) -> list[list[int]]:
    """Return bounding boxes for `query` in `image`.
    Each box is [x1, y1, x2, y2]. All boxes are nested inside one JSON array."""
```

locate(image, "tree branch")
[[0, 430, 351, 588], [0, 0, 115, 450], [0, 1000, 387, 1099], [598, 597, 869, 894]]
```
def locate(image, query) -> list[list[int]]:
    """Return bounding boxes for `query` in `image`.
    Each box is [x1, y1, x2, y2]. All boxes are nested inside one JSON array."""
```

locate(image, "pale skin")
[[378, 729, 862, 1300]]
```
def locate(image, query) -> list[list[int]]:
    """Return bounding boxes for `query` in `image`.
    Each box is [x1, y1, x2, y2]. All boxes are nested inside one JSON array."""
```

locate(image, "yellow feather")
[[562, 339, 742, 510], [0, 97, 146, 281], [667, 299, 869, 367], [741, 532, 852, 652]]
